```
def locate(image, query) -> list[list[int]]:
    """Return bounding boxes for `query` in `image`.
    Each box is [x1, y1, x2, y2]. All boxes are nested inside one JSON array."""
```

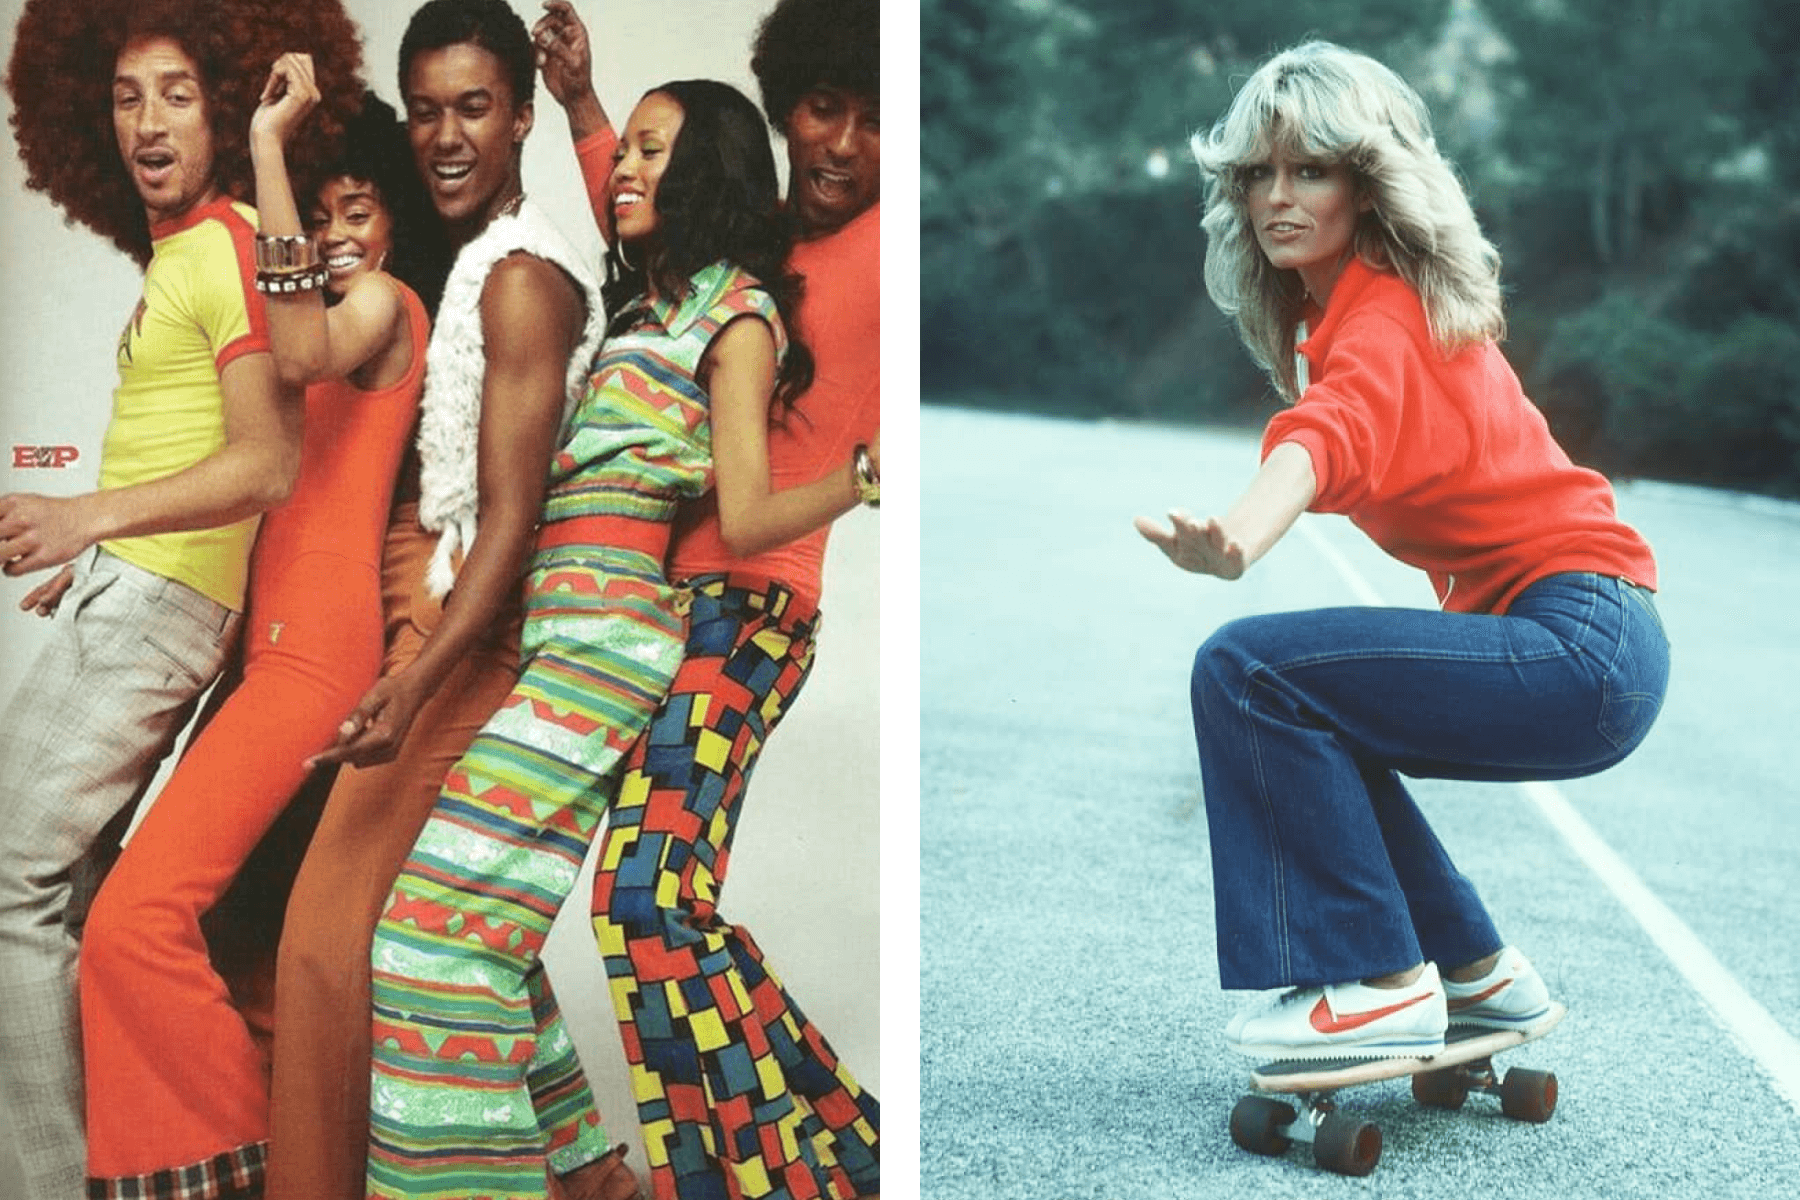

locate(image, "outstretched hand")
[[1134, 510, 1247, 580], [533, 0, 595, 110], [303, 674, 425, 770], [252, 52, 321, 148]]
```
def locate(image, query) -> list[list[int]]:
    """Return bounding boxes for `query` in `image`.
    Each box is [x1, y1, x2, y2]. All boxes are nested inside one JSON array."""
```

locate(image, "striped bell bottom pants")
[[365, 541, 685, 1199]]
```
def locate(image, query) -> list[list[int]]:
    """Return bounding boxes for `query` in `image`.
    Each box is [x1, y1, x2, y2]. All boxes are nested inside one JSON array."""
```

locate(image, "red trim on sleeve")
[[211, 201, 271, 372]]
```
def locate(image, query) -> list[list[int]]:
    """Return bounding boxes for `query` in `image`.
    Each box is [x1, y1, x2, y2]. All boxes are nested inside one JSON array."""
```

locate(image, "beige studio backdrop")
[[0, 0, 880, 1188]]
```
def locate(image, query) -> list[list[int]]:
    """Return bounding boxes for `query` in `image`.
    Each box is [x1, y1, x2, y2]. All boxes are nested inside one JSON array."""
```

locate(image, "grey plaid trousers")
[[0, 548, 239, 1200]]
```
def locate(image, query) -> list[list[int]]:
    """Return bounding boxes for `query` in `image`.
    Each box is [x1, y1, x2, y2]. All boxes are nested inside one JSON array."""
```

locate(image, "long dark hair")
[[301, 91, 452, 315], [602, 79, 813, 412]]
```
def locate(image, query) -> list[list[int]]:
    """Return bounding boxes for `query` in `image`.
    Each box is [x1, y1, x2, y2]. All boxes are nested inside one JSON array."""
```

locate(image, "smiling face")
[[609, 91, 684, 248], [309, 176, 395, 298], [784, 85, 879, 238], [403, 41, 532, 239], [1243, 148, 1367, 305], [112, 35, 218, 226]]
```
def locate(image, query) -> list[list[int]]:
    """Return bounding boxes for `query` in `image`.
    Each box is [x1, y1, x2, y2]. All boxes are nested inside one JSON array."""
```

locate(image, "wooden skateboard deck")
[[1251, 1001, 1566, 1093], [1230, 1002, 1566, 1176]]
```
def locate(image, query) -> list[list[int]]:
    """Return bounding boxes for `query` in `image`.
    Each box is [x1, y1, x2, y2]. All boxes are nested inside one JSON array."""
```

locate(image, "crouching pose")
[[1137, 42, 1668, 1061]]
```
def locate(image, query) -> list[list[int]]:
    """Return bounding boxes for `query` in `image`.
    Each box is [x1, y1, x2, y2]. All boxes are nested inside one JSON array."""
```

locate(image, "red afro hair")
[[6, 0, 367, 266]]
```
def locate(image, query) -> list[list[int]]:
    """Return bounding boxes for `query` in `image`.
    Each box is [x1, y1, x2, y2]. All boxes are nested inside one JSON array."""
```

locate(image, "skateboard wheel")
[[1229, 1095, 1295, 1157], [1411, 1067, 1470, 1110], [1499, 1068, 1558, 1123], [1314, 1112, 1381, 1177]]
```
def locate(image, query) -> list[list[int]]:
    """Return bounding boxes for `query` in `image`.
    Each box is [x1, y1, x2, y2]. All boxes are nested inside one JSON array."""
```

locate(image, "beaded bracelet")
[[254, 266, 331, 294]]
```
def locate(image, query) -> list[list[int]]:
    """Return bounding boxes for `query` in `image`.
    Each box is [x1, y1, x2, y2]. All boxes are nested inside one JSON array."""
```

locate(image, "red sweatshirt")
[[1263, 257, 1656, 615]]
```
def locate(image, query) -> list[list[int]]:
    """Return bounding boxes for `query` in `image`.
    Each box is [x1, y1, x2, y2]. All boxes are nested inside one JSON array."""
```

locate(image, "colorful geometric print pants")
[[593, 575, 880, 1200], [366, 541, 687, 1199]]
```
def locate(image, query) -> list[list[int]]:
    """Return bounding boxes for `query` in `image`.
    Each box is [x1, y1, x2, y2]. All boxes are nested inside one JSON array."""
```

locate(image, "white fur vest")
[[415, 198, 606, 597]]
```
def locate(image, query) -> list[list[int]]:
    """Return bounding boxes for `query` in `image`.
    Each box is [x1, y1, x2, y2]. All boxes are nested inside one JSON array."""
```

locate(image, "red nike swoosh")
[[1310, 990, 1432, 1034], [1447, 979, 1513, 1011]]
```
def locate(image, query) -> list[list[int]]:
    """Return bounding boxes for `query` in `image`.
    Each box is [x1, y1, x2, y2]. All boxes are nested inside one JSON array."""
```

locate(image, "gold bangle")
[[254, 233, 318, 273], [852, 442, 880, 509]]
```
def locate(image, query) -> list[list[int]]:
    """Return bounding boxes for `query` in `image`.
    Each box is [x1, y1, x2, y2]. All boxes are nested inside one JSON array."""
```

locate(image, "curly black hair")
[[5, 0, 367, 266], [397, 0, 534, 110], [300, 90, 453, 316], [749, 0, 879, 131], [602, 80, 813, 413]]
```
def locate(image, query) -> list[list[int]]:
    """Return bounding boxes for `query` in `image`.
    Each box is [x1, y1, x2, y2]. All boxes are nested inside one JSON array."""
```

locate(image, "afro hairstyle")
[[6, 0, 368, 266], [749, 0, 878, 132], [298, 90, 453, 316]]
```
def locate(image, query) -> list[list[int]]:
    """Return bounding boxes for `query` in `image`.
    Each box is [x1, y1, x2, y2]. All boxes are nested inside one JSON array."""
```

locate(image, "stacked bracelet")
[[253, 232, 328, 294], [254, 267, 331, 294], [852, 443, 880, 509]]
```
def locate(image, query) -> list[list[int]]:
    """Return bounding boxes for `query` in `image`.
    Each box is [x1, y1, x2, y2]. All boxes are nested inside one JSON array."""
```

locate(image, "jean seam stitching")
[[1238, 665, 1290, 982], [1262, 645, 1569, 674]]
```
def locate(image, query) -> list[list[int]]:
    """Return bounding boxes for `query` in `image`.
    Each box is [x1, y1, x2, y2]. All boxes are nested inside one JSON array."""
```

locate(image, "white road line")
[[1296, 515, 1800, 1115], [1521, 781, 1800, 1113]]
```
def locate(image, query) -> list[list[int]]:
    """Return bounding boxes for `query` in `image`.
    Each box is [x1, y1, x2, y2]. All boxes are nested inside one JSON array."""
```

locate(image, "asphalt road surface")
[[922, 404, 1800, 1199]]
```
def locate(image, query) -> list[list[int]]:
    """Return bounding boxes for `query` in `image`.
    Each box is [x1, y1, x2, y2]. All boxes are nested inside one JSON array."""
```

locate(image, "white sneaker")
[[1225, 963, 1448, 1061], [1444, 946, 1554, 1031]]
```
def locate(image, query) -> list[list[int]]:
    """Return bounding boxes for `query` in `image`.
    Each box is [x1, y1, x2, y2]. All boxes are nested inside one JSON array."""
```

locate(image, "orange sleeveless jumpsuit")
[[80, 286, 430, 1195]]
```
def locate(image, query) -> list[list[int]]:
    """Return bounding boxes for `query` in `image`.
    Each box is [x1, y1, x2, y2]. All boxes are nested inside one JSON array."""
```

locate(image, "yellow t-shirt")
[[99, 196, 269, 610]]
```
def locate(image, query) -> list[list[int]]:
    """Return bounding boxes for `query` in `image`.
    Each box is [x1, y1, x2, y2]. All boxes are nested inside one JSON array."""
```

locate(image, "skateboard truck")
[[1411, 1054, 1558, 1120], [1231, 1091, 1383, 1177]]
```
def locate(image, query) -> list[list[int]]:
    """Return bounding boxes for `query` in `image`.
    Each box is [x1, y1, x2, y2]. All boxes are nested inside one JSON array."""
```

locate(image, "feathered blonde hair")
[[1191, 41, 1504, 399]]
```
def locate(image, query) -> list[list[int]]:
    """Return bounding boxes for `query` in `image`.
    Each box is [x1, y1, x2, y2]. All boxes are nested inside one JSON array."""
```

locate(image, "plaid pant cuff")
[[88, 1141, 267, 1200]]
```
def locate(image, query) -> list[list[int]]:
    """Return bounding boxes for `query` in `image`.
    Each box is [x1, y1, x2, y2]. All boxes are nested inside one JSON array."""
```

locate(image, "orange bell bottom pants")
[[261, 511, 533, 1200], [80, 545, 383, 1185]]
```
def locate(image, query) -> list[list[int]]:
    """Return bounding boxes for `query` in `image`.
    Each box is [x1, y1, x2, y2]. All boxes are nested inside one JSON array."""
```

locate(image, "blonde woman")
[[1136, 42, 1669, 1060]]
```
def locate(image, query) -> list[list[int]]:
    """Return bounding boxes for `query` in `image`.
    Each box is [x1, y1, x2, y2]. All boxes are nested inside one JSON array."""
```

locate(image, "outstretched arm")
[[1134, 440, 1317, 579], [250, 52, 404, 387], [0, 350, 299, 577], [307, 254, 582, 768], [705, 316, 873, 559], [534, 1, 618, 236], [534, 1, 612, 143]]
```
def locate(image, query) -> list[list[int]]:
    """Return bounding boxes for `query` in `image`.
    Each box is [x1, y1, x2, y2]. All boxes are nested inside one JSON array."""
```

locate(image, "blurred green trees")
[[922, 0, 1800, 496]]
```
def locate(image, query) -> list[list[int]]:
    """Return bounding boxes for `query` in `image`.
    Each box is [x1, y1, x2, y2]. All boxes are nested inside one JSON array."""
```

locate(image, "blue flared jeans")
[[1190, 572, 1669, 991]]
